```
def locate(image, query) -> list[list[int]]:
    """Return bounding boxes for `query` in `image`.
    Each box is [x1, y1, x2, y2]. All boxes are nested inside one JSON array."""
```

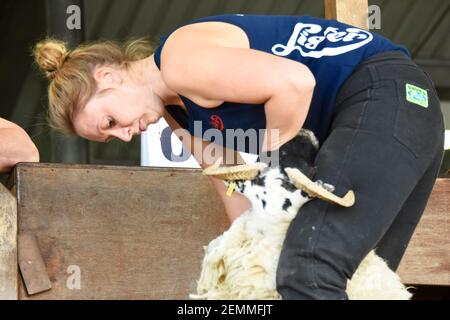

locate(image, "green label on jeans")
[[406, 83, 428, 108]]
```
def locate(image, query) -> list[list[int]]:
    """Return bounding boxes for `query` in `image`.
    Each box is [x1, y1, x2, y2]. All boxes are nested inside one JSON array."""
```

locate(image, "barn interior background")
[[0, 0, 449, 300], [0, 0, 449, 175]]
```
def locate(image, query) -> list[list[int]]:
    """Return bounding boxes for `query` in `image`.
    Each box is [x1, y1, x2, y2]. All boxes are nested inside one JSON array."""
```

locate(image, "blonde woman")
[[34, 14, 444, 299]]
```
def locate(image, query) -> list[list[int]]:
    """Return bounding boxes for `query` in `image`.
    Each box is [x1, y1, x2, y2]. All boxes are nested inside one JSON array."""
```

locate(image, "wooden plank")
[[12, 163, 450, 298], [0, 183, 18, 300], [324, 0, 369, 29], [18, 233, 52, 295], [397, 179, 450, 286], [15, 163, 228, 299]]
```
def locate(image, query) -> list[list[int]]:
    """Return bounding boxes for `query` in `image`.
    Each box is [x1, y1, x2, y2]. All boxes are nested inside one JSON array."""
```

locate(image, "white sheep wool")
[[190, 171, 412, 300], [190, 203, 412, 300]]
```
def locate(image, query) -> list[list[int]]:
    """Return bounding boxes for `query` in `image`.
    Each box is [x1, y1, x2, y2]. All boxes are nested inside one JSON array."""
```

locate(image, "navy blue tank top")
[[155, 14, 410, 154]]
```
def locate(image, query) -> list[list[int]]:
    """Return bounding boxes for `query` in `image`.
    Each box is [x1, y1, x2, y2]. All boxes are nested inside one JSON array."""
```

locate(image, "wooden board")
[[397, 178, 450, 286], [15, 163, 229, 299], [324, 0, 369, 29], [0, 183, 18, 300], [11, 163, 450, 299], [18, 233, 52, 295]]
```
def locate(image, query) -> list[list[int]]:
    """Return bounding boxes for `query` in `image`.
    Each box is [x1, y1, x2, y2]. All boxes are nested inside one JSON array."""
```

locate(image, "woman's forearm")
[[207, 175, 251, 224], [164, 111, 251, 223], [200, 145, 251, 223], [261, 75, 315, 153]]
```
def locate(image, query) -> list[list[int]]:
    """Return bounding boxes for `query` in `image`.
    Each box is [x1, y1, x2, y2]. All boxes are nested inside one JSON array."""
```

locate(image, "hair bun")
[[33, 39, 69, 80]]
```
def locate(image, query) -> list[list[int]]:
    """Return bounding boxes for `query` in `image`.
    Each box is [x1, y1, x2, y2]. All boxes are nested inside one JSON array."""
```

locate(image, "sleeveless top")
[[154, 14, 410, 154]]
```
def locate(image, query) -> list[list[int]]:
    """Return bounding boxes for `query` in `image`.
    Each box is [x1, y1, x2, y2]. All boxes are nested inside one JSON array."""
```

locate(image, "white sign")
[[141, 118, 200, 168], [141, 118, 258, 168]]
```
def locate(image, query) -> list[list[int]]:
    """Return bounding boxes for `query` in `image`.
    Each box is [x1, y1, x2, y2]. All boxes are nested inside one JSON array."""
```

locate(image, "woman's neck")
[[136, 55, 185, 108]]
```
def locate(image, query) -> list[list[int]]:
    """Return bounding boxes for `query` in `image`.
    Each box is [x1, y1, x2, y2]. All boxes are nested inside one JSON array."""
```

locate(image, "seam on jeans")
[[310, 83, 372, 290], [369, 64, 380, 83]]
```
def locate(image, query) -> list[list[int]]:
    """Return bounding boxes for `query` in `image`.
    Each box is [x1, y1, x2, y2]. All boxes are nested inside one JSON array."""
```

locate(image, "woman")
[[34, 14, 444, 299]]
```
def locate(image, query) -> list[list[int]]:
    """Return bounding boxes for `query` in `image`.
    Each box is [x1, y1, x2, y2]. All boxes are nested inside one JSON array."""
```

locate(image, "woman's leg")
[[276, 60, 445, 299]]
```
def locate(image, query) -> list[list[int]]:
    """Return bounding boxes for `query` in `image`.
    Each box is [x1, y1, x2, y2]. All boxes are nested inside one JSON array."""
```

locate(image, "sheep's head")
[[226, 167, 313, 219], [203, 130, 355, 218]]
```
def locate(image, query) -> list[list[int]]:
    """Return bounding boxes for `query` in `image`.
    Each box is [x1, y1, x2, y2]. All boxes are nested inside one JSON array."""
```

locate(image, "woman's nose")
[[117, 127, 133, 142]]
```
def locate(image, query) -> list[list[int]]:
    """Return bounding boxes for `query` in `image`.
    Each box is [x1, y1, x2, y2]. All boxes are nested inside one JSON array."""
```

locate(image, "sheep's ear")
[[202, 157, 268, 181], [284, 168, 355, 207]]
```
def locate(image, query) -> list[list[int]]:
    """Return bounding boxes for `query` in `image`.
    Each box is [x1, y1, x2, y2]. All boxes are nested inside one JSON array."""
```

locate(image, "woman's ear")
[[93, 66, 122, 89]]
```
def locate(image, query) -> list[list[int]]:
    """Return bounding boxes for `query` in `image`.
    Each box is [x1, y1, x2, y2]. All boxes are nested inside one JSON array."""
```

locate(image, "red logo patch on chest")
[[210, 115, 224, 131]]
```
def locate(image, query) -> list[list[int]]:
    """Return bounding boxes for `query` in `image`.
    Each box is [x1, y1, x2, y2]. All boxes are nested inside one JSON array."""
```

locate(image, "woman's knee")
[[276, 208, 351, 299], [276, 247, 349, 300]]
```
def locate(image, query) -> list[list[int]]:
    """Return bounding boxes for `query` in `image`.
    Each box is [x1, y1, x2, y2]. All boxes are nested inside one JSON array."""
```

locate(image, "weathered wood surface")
[[398, 178, 450, 286], [324, 0, 369, 29], [10, 163, 450, 299], [18, 233, 52, 295], [15, 163, 229, 299], [0, 182, 18, 300]]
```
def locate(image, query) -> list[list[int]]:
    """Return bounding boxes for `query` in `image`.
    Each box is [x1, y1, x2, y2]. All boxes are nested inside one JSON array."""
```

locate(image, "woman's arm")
[[0, 118, 40, 173], [161, 33, 316, 152], [164, 110, 250, 223], [159, 29, 315, 221]]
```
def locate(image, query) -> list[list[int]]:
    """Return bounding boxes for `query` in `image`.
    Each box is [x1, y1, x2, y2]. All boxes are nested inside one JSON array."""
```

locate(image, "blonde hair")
[[33, 38, 155, 135]]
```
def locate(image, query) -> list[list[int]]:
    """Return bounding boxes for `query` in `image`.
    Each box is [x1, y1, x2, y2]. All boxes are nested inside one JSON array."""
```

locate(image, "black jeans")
[[276, 51, 445, 300]]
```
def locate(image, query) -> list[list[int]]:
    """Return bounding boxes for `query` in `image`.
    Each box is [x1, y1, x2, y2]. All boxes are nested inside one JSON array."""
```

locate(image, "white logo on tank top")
[[272, 23, 373, 58]]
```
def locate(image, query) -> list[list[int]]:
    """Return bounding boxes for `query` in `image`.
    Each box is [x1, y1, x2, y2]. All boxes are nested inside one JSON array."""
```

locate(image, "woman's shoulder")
[[162, 20, 250, 54], [158, 21, 250, 109]]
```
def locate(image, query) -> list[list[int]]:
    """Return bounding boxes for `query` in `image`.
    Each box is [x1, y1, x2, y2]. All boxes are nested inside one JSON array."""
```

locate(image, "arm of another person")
[[160, 31, 316, 152], [0, 118, 40, 173], [164, 110, 251, 224]]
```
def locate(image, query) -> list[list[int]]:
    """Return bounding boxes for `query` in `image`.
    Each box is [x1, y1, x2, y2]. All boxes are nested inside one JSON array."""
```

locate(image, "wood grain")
[[324, 0, 369, 29], [0, 183, 18, 300], [18, 233, 52, 295], [11, 163, 450, 299], [15, 163, 229, 299], [397, 178, 450, 286]]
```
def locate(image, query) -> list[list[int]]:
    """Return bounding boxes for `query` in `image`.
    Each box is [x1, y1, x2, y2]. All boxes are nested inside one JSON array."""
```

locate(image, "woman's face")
[[73, 66, 164, 143]]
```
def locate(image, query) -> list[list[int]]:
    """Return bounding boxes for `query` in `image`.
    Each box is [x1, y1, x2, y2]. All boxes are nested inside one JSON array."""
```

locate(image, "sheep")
[[190, 129, 412, 300]]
